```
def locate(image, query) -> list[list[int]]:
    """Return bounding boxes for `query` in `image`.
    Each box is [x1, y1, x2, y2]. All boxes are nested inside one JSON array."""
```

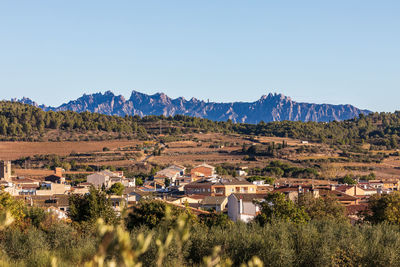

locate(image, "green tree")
[[0, 191, 24, 224], [107, 182, 125, 196], [136, 177, 144, 186], [125, 200, 196, 230], [255, 192, 309, 225], [198, 212, 233, 228], [390, 135, 398, 149], [365, 191, 400, 225], [24, 206, 47, 228], [342, 174, 357, 185], [61, 162, 71, 171], [164, 178, 170, 188], [68, 186, 118, 224], [297, 193, 347, 222]]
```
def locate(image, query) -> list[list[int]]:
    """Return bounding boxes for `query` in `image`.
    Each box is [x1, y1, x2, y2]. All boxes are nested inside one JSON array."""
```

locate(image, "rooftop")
[[202, 196, 227, 205], [231, 193, 269, 202], [15, 194, 70, 208]]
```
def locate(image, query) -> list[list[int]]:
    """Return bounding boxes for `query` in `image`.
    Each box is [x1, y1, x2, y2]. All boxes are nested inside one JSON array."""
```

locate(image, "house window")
[[208, 189, 210, 192], [250, 188, 254, 192]]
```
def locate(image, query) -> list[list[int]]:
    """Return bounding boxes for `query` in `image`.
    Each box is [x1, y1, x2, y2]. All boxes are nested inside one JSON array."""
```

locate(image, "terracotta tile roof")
[[231, 193, 269, 202], [186, 178, 253, 187], [202, 196, 227, 205], [77, 182, 92, 186], [194, 163, 215, 169], [346, 204, 368, 215], [21, 184, 39, 189], [12, 178, 38, 184], [274, 187, 299, 193], [220, 180, 253, 186], [15, 195, 69, 208], [335, 185, 354, 191], [123, 188, 154, 196], [320, 190, 358, 201], [181, 194, 206, 200], [164, 200, 210, 215]]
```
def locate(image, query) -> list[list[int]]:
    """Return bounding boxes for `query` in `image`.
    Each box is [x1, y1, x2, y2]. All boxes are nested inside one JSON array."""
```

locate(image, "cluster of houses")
[[1, 159, 400, 223], [142, 163, 400, 223], [0, 160, 136, 218]]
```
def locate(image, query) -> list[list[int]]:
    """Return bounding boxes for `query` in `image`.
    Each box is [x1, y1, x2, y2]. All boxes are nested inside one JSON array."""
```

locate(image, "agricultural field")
[[0, 140, 141, 160], [2, 131, 400, 183]]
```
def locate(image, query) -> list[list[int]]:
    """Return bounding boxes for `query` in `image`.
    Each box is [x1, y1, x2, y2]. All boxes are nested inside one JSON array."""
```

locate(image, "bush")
[[2, 227, 48, 260]]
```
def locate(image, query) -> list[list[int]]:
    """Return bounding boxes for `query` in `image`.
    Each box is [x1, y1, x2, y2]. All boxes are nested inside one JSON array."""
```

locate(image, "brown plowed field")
[[0, 140, 140, 160]]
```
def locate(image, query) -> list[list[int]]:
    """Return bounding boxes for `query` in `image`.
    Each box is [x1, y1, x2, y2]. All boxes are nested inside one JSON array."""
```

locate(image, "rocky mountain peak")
[[14, 90, 372, 123]]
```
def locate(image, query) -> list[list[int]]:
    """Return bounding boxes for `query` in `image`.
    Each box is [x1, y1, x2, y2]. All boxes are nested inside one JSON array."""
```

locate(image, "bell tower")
[[0, 160, 12, 182]]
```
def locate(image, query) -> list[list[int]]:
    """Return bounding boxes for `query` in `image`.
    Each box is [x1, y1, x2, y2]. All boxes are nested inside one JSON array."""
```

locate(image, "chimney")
[[239, 198, 243, 214], [298, 185, 303, 193], [330, 184, 336, 191], [55, 167, 63, 177]]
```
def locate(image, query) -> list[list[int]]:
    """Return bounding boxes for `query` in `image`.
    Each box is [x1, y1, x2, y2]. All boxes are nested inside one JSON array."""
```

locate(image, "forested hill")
[[0, 101, 399, 150], [15, 90, 370, 123]]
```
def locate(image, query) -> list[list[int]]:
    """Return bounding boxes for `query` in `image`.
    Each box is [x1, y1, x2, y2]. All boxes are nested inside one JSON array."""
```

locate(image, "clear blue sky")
[[0, 0, 399, 111]]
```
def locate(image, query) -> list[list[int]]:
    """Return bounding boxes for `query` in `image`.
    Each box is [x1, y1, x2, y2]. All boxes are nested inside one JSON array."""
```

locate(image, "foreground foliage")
[[1, 211, 400, 266], [1, 189, 400, 266]]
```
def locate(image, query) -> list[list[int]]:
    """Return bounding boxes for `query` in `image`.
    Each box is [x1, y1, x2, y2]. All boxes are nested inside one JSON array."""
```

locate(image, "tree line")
[[1, 101, 400, 149]]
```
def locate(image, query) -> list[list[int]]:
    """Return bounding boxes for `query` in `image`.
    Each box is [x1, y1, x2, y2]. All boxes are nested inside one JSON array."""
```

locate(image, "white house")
[[155, 165, 186, 183], [87, 170, 128, 188], [227, 193, 267, 222], [87, 172, 110, 188], [236, 170, 247, 177]]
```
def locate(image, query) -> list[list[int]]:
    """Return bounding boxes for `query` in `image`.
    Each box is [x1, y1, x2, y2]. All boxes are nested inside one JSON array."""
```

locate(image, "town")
[[1, 0, 399, 265], [2, 158, 398, 224]]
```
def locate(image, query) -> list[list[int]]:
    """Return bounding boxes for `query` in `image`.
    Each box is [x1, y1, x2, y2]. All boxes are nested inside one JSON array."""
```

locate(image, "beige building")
[[334, 185, 366, 196], [184, 179, 257, 196], [36, 182, 71, 196]]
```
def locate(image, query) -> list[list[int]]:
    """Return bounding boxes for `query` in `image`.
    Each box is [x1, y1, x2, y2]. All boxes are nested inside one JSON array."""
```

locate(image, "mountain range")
[[13, 90, 371, 124]]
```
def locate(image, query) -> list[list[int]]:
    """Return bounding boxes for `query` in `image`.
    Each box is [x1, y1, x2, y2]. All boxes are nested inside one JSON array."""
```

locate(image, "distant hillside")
[[0, 101, 399, 151], [14, 90, 371, 123]]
